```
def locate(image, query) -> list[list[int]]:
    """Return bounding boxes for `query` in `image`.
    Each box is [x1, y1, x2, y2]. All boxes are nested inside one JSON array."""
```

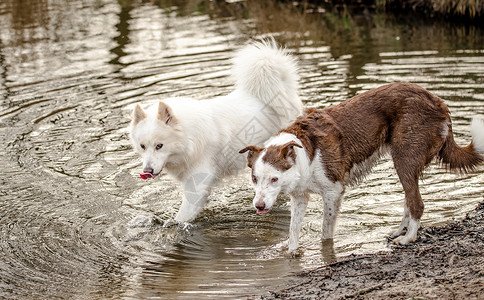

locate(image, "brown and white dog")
[[240, 82, 484, 254]]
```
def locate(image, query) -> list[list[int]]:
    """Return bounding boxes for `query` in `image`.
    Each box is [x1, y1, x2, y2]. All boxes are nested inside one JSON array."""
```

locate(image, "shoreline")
[[253, 200, 484, 299], [316, 0, 483, 22]]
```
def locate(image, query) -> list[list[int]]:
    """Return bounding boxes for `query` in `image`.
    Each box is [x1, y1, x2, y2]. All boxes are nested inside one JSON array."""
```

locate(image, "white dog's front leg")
[[288, 193, 309, 254], [175, 171, 216, 223]]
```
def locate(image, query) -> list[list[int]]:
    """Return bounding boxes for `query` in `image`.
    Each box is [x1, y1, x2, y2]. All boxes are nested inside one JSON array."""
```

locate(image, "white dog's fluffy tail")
[[231, 40, 302, 125], [471, 116, 484, 154]]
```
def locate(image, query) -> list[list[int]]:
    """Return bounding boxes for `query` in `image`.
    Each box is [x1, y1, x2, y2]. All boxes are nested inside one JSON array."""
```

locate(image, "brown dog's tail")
[[438, 117, 484, 173]]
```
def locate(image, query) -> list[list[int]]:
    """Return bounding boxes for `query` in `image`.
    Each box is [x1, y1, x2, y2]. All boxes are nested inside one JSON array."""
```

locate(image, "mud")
[[256, 200, 484, 299]]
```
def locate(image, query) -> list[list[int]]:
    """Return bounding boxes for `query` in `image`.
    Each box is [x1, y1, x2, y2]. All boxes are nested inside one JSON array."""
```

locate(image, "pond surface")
[[0, 0, 483, 298]]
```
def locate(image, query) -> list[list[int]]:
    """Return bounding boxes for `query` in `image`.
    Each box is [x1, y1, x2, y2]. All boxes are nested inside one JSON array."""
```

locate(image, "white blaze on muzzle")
[[251, 158, 283, 214]]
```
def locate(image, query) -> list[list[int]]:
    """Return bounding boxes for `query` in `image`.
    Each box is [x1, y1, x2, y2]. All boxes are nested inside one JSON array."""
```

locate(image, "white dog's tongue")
[[140, 173, 155, 180]]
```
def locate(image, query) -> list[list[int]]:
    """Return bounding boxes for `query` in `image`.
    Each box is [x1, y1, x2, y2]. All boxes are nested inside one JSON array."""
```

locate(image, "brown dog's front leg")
[[288, 193, 309, 254]]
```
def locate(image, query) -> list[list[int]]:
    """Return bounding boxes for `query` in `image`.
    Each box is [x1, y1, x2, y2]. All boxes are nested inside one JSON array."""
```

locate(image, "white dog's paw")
[[151, 216, 193, 231], [172, 220, 194, 231]]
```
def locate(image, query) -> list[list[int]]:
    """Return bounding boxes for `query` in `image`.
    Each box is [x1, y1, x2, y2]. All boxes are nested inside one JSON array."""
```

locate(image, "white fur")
[[288, 193, 309, 253], [232, 40, 300, 121], [390, 202, 422, 245], [130, 41, 302, 222], [393, 218, 420, 245], [252, 160, 283, 211], [344, 146, 389, 186], [390, 202, 409, 238], [440, 120, 450, 139], [471, 116, 484, 153]]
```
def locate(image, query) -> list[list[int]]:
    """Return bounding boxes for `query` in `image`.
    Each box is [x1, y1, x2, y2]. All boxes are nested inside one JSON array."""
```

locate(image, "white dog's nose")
[[143, 167, 154, 174], [255, 201, 265, 211]]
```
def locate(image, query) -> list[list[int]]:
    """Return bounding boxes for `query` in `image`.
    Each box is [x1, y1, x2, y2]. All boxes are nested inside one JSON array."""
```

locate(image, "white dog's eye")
[[271, 177, 278, 183], [155, 144, 163, 150], [140, 144, 145, 150], [252, 175, 258, 184]]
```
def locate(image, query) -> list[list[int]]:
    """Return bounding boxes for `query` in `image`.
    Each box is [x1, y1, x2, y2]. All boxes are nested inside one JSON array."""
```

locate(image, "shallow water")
[[0, 0, 483, 298]]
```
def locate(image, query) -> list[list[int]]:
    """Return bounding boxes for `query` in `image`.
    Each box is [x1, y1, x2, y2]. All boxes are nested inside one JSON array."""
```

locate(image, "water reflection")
[[0, 0, 483, 299], [0, 0, 50, 46], [321, 239, 337, 263], [109, 0, 134, 67]]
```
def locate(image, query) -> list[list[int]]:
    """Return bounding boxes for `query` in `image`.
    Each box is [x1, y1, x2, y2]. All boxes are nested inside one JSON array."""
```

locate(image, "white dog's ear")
[[158, 101, 177, 125], [132, 104, 146, 125]]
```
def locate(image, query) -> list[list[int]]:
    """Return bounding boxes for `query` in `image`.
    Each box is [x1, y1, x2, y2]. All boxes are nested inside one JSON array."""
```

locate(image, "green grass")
[[378, 0, 482, 19]]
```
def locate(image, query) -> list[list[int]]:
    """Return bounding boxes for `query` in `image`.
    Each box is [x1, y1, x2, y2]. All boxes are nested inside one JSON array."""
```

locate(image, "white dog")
[[130, 41, 302, 222], [240, 83, 484, 254]]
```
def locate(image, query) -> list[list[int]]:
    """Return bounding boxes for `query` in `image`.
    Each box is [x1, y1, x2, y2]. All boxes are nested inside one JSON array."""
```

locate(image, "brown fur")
[[239, 145, 264, 168], [262, 142, 302, 171]]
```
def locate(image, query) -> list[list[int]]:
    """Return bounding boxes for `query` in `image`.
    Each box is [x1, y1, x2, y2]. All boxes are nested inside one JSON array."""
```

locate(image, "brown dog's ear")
[[280, 141, 303, 163], [239, 145, 264, 168], [157, 101, 177, 126], [239, 145, 258, 154], [132, 104, 146, 125]]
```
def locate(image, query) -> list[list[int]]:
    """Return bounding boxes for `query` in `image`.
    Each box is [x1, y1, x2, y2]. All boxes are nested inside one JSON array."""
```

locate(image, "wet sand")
[[254, 200, 484, 299]]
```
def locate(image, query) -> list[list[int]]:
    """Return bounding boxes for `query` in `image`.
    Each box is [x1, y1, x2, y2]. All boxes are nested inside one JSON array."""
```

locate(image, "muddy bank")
[[255, 200, 484, 299]]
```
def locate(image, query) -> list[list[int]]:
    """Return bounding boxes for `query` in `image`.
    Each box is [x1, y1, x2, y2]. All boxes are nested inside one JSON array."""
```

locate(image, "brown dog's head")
[[240, 141, 302, 214]]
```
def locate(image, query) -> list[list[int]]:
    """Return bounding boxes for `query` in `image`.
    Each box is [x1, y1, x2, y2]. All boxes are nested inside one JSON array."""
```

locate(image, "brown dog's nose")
[[255, 201, 265, 211]]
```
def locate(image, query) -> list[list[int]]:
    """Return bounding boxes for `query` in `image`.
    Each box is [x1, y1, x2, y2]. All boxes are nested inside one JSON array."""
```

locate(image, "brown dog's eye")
[[155, 144, 163, 150], [271, 177, 278, 183], [252, 175, 258, 184], [140, 144, 145, 150]]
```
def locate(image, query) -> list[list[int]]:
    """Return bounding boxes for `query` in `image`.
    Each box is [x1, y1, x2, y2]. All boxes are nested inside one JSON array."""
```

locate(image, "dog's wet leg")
[[392, 164, 424, 245], [288, 193, 309, 254], [390, 202, 409, 238], [321, 183, 344, 240], [175, 171, 216, 222], [389, 105, 447, 244]]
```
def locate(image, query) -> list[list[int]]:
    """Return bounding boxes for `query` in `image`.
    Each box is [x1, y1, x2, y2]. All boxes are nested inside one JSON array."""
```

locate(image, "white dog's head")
[[130, 101, 184, 179], [239, 141, 302, 214]]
